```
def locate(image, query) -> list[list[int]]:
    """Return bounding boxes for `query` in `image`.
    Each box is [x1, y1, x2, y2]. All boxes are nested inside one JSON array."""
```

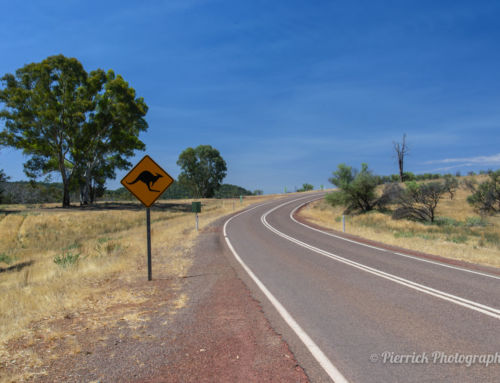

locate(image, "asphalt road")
[[223, 193, 500, 383]]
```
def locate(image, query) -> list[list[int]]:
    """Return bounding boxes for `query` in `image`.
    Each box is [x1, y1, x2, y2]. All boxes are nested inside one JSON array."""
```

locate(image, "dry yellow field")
[[299, 179, 500, 269], [0, 195, 278, 381]]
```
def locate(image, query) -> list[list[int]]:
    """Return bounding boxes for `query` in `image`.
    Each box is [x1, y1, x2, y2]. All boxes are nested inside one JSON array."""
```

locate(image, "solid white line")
[[223, 197, 349, 383], [290, 200, 500, 281], [261, 198, 500, 320]]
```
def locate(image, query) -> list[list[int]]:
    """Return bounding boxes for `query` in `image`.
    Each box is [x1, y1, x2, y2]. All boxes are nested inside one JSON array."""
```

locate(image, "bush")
[[393, 179, 457, 223], [326, 163, 380, 214], [0, 253, 13, 264], [53, 251, 80, 268], [467, 170, 500, 214], [297, 183, 314, 192]]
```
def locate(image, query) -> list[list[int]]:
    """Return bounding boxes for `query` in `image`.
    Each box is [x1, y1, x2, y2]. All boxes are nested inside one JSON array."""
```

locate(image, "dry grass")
[[299, 178, 500, 268], [0, 194, 279, 381]]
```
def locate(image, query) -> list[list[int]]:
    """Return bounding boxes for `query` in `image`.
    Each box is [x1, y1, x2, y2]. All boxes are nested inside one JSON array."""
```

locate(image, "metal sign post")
[[121, 155, 174, 281], [146, 207, 152, 280]]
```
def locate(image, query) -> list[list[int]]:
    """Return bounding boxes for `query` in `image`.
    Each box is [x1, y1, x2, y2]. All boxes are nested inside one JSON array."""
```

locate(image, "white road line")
[[261, 197, 500, 320], [290, 199, 500, 281], [224, 197, 349, 383]]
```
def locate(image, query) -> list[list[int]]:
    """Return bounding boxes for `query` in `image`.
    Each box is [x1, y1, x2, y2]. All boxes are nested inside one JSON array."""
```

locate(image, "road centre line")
[[290, 199, 500, 281], [223, 196, 349, 383], [261, 198, 500, 320]]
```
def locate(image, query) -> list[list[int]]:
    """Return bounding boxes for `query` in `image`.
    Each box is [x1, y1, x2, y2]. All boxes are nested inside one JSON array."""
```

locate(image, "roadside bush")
[[393, 179, 457, 223], [466, 170, 500, 215], [326, 163, 379, 214], [327, 164, 403, 214], [297, 183, 314, 192]]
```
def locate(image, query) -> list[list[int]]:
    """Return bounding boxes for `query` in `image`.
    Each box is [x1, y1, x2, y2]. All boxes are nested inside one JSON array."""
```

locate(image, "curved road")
[[223, 193, 500, 383]]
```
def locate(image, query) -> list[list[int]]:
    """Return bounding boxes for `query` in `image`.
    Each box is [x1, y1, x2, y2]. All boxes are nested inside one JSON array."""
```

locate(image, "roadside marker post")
[[121, 155, 174, 281], [192, 202, 201, 231], [342, 215, 346, 233]]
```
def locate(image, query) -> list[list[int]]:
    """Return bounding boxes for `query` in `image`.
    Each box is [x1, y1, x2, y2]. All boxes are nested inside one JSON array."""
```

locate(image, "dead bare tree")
[[393, 134, 409, 182]]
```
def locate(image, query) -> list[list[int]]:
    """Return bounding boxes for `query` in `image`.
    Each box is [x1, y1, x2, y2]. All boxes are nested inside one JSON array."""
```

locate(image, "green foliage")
[[434, 217, 461, 227], [465, 216, 486, 227], [484, 232, 500, 247], [402, 171, 416, 181], [0, 253, 13, 264], [160, 181, 191, 199], [214, 184, 252, 198], [253, 189, 264, 196], [448, 235, 468, 244], [0, 55, 148, 207], [393, 179, 457, 222], [297, 183, 314, 192], [177, 145, 227, 198], [394, 231, 415, 238], [467, 170, 500, 214], [53, 250, 80, 268], [326, 163, 381, 214], [1, 181, 64, 204]]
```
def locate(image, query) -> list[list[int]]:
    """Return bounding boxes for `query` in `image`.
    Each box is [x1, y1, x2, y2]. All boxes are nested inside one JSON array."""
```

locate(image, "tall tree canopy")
[[0, 55, 148, 207], [177, 145, 227, 198]]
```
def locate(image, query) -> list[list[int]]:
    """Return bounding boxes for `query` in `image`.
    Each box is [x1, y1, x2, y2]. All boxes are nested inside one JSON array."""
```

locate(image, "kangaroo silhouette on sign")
[[127, 171, 163, 192]]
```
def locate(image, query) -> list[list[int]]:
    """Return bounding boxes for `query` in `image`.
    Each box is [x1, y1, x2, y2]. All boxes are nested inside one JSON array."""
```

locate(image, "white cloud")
[[424, 153, 500, 165]]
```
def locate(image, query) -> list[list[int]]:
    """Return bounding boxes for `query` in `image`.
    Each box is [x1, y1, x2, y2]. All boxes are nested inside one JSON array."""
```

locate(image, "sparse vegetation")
[[53, 250, 81, 268], [300, 174, 500, 268], [297, 183, 314, 192], [0, 194, 279, 381], [393, 179, 457, 223], [466, 170, 500, 214]]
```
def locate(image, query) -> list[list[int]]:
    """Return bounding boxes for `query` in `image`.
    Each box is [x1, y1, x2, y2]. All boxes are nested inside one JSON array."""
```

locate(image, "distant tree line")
[[0, 180, 257, 204], [1, 181, 65, 204]]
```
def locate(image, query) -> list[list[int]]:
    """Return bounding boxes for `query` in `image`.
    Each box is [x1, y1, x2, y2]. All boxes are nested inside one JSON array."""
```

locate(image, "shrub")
[[467, 170, 500, 214], [326, 163, 380, 214], [0, 253, 13, 264], [465, 216, 486, 227], [53, 251, 80, 268], [393, 180, 457, 223], [297, 183, 314, 192]]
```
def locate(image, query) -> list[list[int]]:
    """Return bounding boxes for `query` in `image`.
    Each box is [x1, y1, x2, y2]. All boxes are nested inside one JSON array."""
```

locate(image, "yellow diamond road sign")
[[121, 155, 174, 207]]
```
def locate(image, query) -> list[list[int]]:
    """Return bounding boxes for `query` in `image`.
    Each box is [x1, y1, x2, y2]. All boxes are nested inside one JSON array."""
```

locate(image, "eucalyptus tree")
[[0, 55, 148, 207], [177, 145, 227, 198]]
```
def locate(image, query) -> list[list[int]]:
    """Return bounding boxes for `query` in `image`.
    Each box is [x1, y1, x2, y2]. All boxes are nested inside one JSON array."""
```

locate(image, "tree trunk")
[[58, 152, 71, 208], [62, 181, 70, 208], [79, 167, 92, 205], [80, 179, 91, 205], [399, 158, 404, 182]]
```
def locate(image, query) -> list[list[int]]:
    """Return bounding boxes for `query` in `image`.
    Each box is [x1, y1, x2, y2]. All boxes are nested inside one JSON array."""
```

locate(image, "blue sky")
[[1, 0, 500, 194]]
